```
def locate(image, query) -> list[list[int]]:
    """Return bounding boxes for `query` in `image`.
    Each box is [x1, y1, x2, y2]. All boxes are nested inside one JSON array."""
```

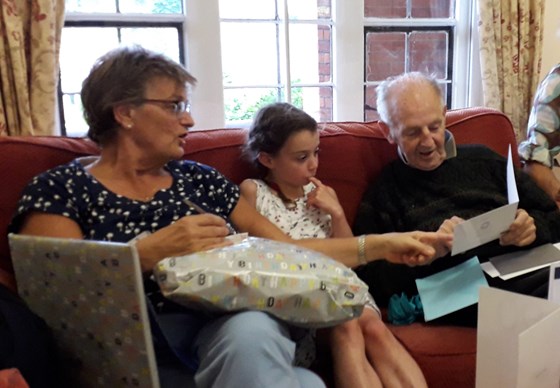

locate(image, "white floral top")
[[253, 180, 332, 239]]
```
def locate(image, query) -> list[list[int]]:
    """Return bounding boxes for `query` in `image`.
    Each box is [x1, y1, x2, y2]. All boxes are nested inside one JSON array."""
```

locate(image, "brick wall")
[[317, 23, 332, 122]]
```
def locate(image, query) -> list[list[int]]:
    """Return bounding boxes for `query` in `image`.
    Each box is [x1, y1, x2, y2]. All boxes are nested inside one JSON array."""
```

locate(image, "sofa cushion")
[[390, 323, 476, 387]]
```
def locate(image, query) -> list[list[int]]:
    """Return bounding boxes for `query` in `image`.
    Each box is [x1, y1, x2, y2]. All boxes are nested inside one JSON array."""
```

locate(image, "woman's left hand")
[[378, 231, 453, 266]]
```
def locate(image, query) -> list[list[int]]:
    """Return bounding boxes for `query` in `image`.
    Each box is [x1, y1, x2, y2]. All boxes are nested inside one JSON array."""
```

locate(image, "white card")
[[476, 287, 560, 388], [451, 146, 518, 255]]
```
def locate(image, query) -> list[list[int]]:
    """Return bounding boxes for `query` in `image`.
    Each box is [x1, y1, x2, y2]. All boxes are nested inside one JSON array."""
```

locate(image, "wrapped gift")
[[154, 237, 368, 327]]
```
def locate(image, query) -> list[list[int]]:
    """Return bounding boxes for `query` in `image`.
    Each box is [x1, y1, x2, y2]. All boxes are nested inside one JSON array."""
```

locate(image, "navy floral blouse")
[[10, 158, 240, 242]]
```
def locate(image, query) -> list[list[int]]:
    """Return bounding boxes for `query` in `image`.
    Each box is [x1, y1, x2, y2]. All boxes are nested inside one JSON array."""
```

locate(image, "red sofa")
[[0, 107, 519, 387]]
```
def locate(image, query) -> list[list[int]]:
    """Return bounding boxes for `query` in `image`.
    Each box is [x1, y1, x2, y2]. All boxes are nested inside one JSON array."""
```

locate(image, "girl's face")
[[264, 129, 320, 187]]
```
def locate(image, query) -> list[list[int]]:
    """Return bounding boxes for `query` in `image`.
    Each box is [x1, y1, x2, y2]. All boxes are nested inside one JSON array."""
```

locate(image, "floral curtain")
[[477, 0, 545, 142], [0, 0, 65, 136]]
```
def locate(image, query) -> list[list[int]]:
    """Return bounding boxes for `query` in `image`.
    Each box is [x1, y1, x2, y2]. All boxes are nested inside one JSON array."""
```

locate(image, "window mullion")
[[405, 32, 410, 72], [281, 0, 291, 103]]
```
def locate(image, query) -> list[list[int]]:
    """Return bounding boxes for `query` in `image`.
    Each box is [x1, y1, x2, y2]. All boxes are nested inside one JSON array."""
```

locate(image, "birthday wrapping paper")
[[154, 237, 368, 327]]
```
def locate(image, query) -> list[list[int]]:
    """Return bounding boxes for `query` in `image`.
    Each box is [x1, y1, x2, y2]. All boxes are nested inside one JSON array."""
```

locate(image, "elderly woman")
[[10, 46, 449, 387]]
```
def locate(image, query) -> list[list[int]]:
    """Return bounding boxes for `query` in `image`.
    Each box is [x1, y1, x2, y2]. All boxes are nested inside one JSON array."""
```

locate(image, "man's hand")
[[499, 209, 536, 247], [434, 216, 463, 257]]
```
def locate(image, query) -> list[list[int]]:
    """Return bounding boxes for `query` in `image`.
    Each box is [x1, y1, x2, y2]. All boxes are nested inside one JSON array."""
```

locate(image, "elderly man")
[[354, 72, 560, 326]]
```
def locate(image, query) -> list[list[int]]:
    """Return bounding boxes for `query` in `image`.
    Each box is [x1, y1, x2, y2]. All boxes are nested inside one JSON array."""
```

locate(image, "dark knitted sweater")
[[354, 144, 560, 307]]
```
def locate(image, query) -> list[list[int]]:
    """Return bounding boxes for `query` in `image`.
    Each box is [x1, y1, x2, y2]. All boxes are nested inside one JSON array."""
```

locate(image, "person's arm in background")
[[513, 165, 560, 246], [522, 162, 560, 207], [519, 64, 560, 207]]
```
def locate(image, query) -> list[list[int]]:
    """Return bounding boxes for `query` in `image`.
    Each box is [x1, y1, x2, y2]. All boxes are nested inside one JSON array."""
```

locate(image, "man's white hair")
[[376, 72, 444, 132]]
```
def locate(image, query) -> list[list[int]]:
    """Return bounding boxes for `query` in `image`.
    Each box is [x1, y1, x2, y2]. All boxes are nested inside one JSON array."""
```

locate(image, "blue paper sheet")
[[415, 256, 488, 321]]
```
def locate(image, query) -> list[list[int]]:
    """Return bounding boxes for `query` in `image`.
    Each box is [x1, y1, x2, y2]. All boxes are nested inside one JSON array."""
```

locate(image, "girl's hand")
[[306, 177, 353, 237], [306, 177, 345, 219]]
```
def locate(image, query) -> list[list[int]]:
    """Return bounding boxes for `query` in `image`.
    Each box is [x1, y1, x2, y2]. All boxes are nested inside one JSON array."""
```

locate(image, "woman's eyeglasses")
[[137, 99, 191, 115]]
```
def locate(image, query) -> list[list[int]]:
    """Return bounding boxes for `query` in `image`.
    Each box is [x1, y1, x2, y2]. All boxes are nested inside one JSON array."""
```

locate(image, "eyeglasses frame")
[[135, 99, 191, 115]]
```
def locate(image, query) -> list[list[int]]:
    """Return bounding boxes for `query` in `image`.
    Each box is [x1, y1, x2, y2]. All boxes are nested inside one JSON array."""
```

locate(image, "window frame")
[[60, 12, 186, 136], [363, 24, 455, 116], [219, 9, 335, 126], [57, 0, 475, 134]]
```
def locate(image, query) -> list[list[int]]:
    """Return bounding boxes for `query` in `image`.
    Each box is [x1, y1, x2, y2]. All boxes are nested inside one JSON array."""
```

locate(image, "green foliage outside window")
[[225, 86, 304, 122]]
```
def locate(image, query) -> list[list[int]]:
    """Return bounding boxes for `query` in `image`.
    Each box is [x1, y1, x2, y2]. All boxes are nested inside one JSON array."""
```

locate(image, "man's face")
[[389, 84, 447, 171]]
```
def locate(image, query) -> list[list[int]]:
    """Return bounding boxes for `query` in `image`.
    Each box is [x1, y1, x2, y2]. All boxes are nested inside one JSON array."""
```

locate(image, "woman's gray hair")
[[375, 72, 444, 131], [81, 45, 196, 145]]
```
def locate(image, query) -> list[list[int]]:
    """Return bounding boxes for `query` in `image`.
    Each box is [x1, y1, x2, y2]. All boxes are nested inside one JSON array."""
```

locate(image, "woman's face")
[[127, 76, 194, 162]]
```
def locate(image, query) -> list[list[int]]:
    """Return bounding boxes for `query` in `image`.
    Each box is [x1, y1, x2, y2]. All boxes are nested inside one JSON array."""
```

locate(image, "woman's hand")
[[372, 231, 453, 266], [499, 209, 536, 247], [136, 213, 231, 272]]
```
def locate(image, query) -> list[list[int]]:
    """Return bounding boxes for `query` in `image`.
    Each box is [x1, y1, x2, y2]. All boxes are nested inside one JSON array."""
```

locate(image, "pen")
[[183, 198, 236, 235]]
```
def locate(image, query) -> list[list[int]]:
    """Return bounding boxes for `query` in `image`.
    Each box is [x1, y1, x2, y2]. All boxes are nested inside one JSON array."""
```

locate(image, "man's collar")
[[445, 130, 457, 159]]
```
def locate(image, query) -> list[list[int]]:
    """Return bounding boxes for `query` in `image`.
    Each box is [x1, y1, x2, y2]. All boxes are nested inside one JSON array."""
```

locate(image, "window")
[[58, 1, 474, 136], [363, 0, 468, 121], [59, 0, 185, 136], [219, 0, 333, 126]]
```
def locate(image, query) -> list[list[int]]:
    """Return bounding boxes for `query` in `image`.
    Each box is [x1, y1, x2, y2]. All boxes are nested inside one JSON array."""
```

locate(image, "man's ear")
[[257, 152, 274, 169], [379, 121, 395, 144]]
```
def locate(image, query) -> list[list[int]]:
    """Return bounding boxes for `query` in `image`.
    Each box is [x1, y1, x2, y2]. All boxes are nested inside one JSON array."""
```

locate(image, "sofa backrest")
[[0, 107, 517, 291]]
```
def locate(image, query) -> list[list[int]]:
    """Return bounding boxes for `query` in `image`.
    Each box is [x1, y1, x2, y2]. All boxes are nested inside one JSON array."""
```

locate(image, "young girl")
[[241, 102, 427, 388]]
